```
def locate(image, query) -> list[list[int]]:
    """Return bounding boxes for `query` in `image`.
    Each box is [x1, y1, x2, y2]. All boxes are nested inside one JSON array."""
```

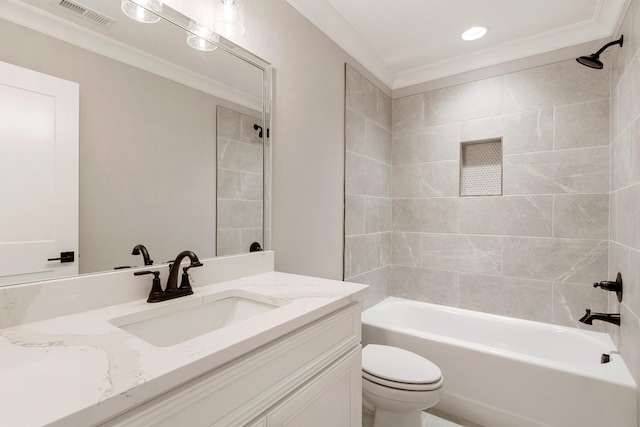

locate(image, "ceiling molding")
[[0, 0, 262, 111], [287, 0, 631, 91], [284, 0, 396, 88]]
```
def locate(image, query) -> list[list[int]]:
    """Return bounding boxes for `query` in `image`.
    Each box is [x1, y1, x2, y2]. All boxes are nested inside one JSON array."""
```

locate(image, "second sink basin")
[[109, 289, 289, 347]]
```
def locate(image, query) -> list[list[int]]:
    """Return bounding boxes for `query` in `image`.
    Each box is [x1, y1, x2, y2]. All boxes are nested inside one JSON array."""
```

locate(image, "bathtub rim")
[[362, 297, 636, 389]]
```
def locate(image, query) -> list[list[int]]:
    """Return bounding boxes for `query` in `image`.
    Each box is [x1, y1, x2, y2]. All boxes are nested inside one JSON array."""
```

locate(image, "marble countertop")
[[0, 272, 367, 426]]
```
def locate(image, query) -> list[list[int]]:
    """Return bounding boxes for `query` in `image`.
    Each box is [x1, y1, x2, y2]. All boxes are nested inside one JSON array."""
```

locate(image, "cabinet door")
[[267, 347, 361, 427], [246, 415, 267, 427]]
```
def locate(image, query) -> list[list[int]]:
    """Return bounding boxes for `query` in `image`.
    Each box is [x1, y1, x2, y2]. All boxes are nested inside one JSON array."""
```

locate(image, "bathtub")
[[362, 297, 638, 427]]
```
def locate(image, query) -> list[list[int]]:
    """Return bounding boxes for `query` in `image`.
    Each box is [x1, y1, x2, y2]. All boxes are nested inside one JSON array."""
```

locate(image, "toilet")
[[362, 344, 443, 427]]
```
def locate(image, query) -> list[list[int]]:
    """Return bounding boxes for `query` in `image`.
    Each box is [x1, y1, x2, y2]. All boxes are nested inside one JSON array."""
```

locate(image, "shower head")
[[576, 35, 623, 69], [576, 54, 604, 69]]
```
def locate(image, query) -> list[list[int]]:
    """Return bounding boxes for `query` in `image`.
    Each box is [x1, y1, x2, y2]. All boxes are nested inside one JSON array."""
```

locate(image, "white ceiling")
[[286, 0, 631, 90]]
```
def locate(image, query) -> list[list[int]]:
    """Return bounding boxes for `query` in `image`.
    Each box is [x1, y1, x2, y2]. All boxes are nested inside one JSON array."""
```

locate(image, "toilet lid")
[[362, 344, 442, 387]]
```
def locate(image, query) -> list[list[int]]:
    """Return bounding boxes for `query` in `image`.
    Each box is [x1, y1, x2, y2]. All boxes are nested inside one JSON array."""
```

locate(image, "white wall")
[[228, 0, 390, 279]]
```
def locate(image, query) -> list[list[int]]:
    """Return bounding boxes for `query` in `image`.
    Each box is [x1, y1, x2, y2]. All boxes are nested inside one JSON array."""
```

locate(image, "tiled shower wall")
[[217, 106, 264, 256], [344, 65, 392, 308], [610, 0, 640, 420], [391, 58, 611, 328]]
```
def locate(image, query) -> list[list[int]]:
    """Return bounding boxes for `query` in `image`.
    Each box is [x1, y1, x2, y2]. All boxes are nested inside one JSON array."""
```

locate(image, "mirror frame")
[[0, 0, 272, 287]]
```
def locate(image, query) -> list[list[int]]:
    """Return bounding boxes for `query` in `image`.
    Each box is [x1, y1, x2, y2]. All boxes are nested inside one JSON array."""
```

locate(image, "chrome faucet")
[[579, 309, 620, 326]]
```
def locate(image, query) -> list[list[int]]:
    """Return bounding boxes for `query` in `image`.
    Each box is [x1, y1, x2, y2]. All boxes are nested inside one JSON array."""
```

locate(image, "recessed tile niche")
[[460, 138, 503, 196]]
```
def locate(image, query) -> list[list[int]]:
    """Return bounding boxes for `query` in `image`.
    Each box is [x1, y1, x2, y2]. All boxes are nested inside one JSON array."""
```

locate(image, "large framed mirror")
[[0, 0, 271, 287]]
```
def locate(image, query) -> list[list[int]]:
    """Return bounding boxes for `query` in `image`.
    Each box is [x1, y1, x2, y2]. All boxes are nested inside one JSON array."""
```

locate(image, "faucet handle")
[[134, 270, 164, 303], [178, 263, 203, 291]]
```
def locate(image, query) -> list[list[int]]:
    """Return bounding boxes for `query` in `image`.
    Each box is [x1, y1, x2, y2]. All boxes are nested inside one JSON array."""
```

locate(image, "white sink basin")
[[109, 290, 289, 347]]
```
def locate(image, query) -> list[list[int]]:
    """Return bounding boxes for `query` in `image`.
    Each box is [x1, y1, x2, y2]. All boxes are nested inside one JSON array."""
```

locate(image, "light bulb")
[[214, 0, 245, 38], [187, 22, 219, 52], [121, 0, 162, 24], [461, 26, 488, 41]]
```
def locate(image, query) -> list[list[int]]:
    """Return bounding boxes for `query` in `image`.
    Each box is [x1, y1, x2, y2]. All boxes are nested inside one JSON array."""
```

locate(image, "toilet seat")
[[362, 344, 442, 391]]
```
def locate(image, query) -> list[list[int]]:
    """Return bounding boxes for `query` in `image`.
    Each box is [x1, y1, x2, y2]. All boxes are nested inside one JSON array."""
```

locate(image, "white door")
[[0, 60, 79, 286]]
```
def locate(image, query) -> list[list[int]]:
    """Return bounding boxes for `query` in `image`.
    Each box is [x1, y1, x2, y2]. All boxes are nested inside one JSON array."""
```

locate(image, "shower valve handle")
[[593, 281, 620, 291], [592, 272, 623, 303]]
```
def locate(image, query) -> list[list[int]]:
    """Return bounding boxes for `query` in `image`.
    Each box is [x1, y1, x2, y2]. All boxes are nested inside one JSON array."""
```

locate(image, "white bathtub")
[[362, 297, 638, 427]]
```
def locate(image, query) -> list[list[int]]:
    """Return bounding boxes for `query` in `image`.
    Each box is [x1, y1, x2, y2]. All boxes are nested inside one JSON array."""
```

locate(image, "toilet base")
[[372, 407, 422, 427]]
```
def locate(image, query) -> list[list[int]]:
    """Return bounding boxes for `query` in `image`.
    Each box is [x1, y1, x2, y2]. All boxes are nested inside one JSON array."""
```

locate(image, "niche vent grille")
[[460, 138, 503, 196], [53, 0, 116, 28]]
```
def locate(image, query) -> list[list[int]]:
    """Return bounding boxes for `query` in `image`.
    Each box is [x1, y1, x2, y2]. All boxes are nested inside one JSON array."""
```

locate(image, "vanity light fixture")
[[187, 21, 219, 51], [214, 0, 245, 38], [461, 26, 488, 41], [121, 0, 162, 24]]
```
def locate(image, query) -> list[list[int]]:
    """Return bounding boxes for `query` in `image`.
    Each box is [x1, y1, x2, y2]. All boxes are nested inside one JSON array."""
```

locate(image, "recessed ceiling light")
[[461, 26, 488, 41]]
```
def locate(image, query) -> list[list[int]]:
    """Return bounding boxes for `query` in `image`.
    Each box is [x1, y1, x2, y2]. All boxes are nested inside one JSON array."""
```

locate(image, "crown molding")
[[284, 0, 396, 89], [287, 0, 631, 90], [0, 0, 262, 111]]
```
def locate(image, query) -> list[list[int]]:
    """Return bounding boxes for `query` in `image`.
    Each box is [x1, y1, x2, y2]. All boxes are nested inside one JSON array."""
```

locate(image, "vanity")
[[0, 252, 367, 426], [0, 3, 368, 425]]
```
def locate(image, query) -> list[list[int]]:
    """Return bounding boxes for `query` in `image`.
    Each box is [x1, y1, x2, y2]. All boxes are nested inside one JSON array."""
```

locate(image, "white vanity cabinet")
[[100, 303, 362, 427]]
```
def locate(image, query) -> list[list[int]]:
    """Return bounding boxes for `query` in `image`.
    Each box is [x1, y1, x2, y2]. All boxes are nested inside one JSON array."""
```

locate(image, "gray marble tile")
[[461, 109, 553, 154], [346, 265, 390, 310], [217, 168, 242, 200], [365, 197, 392, 234], [503, 237, 608, 283], [391, 231, 421, 267], [217, 137, 263, 174], [216, 106, 242, 140], [503, 58, 609, 113], [629, 119, 640, 184], [390, 265, 459, 306], [345, 108, 366, 155], [618, 183, 640, 250], [554, 99, 610, 150], [344, 232, 390, 279], [377, 90, 392, 131], [552, 194, 609, 239], [217, 199, 262, 228], [393, 164, 422, 198], [459, 273, 552, 322], [422, 76, 503, 126], [346, 152, 392, 197], [422, 161, 460, 197], [392, 123, 461, 165], [609, 242, 629, 293], [393, 198, 459, 233], [346, 65, 378, 122], [552, 281, 608, 332], [365, 120, 392, 164], [617, 53, 640, 133], [217, 227, 263, 257], [459, 195, 553, 237], [503, 146, 609, 195], [392, 94, 423, 133], [610, 190, 618, 241], [421, 234, 503, 275], [627, 249, 640, 318], [611, 79, 619, 141], [619, 304, 640, 389], [345, 195, 366, 236], [611, 128, 632, 192]]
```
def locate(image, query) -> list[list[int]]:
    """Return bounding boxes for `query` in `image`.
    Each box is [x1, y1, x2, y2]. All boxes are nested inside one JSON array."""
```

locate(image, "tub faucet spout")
[[579, 309, 620, 326]]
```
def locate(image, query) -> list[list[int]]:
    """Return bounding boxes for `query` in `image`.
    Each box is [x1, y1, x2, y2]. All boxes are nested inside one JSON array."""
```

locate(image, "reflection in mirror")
[[0, 0, 270, 287], [216, 106, 263, 256]]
